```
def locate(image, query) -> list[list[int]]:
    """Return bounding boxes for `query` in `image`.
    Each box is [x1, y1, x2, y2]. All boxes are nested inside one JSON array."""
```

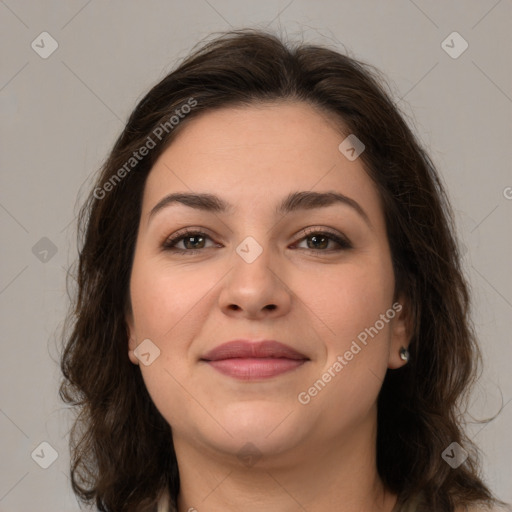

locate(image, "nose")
[[218, 244, 292, 320]]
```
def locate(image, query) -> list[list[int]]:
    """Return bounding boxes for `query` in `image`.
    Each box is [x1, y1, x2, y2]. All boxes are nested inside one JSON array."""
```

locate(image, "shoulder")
[[457, 503, 512, 512]]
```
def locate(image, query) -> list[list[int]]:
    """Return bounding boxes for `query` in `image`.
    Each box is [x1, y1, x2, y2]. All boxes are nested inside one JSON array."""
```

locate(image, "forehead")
[[142, 101, 382, 223]]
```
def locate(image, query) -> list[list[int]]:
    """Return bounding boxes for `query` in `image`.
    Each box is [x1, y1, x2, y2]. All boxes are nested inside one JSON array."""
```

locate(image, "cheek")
[[130, 256, 213, 338], [129, 258, 209, 427], [297, 261, 395, 422], [306, 257, 395, 343]]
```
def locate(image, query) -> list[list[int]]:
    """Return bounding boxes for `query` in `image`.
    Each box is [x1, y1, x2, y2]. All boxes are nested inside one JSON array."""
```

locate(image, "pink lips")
[[200, 340, 309, 380]]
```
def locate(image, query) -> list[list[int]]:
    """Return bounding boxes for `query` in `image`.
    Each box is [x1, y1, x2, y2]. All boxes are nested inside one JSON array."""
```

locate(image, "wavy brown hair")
[[60, 28, 507, 512]]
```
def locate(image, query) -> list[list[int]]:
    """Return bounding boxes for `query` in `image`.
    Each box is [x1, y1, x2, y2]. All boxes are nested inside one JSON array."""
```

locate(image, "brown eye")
[[180, 234, 207, 250], [295, 229, 352, 252], [162, 230, 216, 254], [306, 234, 330, 250]]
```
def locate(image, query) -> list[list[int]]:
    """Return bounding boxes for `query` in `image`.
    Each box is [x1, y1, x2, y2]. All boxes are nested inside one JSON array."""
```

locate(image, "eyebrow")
[[148, 190, 372, 227]]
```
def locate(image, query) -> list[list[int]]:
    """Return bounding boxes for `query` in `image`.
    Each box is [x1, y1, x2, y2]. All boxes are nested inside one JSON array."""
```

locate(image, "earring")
[[399, 346, 409, 362]]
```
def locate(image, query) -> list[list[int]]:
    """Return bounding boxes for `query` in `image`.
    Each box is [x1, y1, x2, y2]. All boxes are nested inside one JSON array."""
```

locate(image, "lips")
[[201, 340, 308, 361], [200, 340, 309, 380]]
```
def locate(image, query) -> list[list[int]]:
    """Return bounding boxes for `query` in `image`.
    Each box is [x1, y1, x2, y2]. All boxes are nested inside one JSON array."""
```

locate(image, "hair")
[[60, 28, 506, 512]]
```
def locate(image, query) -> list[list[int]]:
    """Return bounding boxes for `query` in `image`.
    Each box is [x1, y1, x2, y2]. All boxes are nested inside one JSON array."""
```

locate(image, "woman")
[[60, 29, 511, 512]]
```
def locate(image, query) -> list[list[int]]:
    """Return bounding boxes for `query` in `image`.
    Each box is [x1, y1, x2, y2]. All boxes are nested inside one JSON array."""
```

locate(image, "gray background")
[[1, 1, 511, 510]]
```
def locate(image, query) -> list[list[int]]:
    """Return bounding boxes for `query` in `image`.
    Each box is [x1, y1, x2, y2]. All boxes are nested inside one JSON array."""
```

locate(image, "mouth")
[[200, 339, 309, 380]]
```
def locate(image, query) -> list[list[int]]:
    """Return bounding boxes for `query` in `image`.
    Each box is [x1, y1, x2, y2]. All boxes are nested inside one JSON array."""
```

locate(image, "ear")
[[387, 295, 413, 370], [126, 309, 139, 366]]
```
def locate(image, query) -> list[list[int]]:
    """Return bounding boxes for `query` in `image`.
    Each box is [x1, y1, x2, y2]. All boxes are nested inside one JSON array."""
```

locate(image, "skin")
[[127, 101, 411, 512]]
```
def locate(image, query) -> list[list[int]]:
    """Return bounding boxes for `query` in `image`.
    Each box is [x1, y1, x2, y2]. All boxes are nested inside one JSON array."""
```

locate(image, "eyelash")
[[161, 227, 352, 256]]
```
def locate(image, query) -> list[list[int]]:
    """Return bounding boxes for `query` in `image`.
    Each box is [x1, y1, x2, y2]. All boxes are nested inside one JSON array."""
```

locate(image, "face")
[[127, 101, 410, 461]]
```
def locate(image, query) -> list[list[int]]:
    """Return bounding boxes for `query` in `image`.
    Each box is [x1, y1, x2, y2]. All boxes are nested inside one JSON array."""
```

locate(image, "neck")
[[172, 407, 397, 512]]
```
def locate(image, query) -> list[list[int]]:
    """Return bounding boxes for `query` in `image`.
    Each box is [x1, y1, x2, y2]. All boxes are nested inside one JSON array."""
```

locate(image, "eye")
[[162, 229, 218, 254], [161, 227, 352, 255], [294, 227, 352, 254]]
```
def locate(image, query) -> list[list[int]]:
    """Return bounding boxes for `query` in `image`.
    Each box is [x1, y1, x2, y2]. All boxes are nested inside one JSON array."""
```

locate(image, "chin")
[[205, 401, 306, 454]]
